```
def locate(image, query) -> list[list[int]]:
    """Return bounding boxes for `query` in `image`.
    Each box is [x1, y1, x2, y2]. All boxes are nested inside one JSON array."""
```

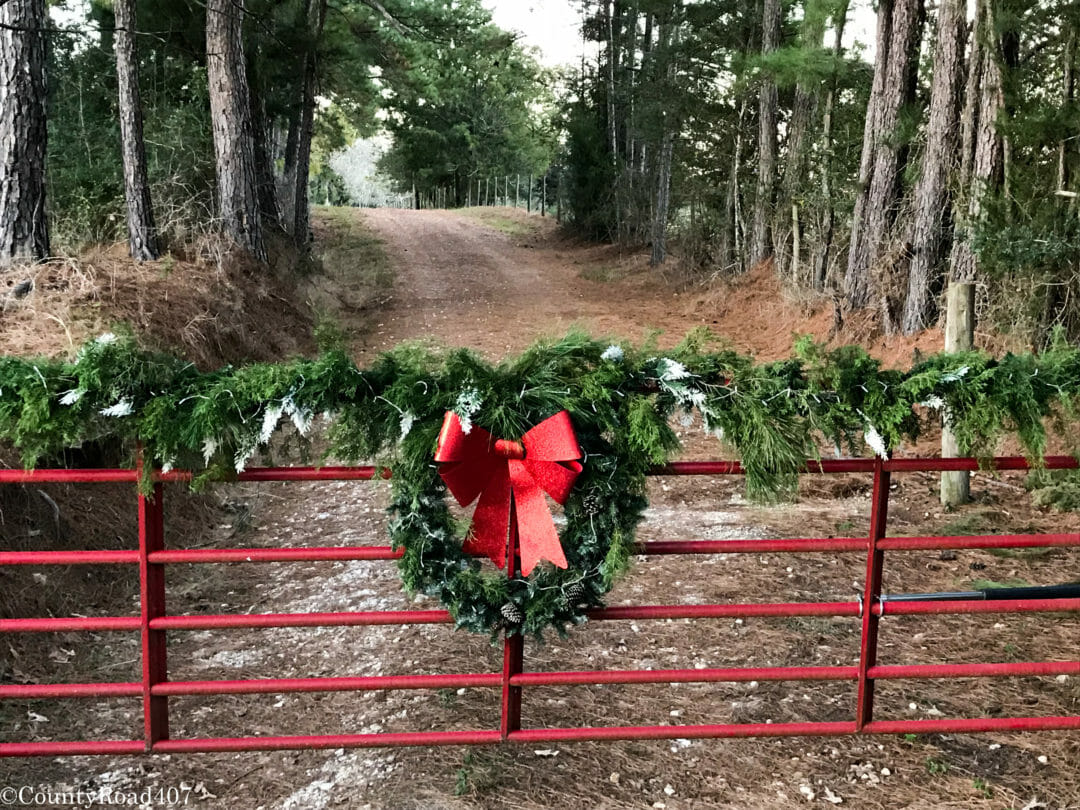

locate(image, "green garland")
[[1, 328, 1079, 635]]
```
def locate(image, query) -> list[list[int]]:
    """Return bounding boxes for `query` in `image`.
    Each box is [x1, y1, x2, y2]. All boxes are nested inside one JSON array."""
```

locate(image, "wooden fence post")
[[941, 282, 975, 507]]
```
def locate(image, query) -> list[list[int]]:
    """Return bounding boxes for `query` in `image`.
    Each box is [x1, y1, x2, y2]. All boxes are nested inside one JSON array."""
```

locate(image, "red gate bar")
[[154, 673, 504, 696], [855, 459, 889, 730], [1, 454, 1078, 757], [137, 475, 169, 749]]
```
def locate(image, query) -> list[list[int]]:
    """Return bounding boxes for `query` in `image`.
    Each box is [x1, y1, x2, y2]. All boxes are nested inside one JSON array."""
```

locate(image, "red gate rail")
[[1, 455, 1078, 757]]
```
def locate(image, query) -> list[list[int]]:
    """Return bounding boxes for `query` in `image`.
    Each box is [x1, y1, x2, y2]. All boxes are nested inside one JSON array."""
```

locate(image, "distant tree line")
[[0, 0, 550, 266]]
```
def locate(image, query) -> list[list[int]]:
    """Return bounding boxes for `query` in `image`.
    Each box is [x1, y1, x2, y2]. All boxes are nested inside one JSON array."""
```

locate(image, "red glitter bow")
[[434, 411, 583, 576]]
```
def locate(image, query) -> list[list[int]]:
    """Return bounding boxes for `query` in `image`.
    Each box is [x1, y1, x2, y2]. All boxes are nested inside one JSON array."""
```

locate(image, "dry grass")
[[0, 234, 315, 366]]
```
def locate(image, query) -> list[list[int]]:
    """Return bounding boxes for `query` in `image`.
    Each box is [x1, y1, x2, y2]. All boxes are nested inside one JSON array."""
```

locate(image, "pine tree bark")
[[114, 0, 159, 261], [950, 0, 1003, 285], [1058, 23, 1076, 192], [651, 129, 675, 265], [776, 8, 827, 281], [900, 0, 967, 333], [846, 0, 924, 314], [249, 78, 281, 227], [814, 0, 850, 291], [292, 0, 329, 245], [749, 0, 781, 268], [0, 0, 50, 267], [605, 0, 619, 161], [280, 109, 301, 229], [649, 0, 679, 266], [206, 0, 265, 260], [845, 0, 895, 305], [720, 95, 749, 274]]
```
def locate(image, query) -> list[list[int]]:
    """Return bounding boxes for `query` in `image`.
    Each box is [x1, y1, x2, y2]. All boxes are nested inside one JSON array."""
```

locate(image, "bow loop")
[[435, 411, 583, 576]]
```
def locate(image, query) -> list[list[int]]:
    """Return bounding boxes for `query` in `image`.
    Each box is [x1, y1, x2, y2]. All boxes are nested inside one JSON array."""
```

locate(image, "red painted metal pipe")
[[635, 538, 866, 555], [0, 469, 138, 483], [0, 549, 140, 565], [150, 546, 404, 564], [234, 466, 390, 482], [154, 673, 502, 696], [511, 721, 858, 742], [155, 466, 391, 483], [0, 682, 142, 699], [512, 665, 858, 687], [153, 730, 502, 753], [0, 740, 146, 758], [150, 609, 453, 630], [883, 456, 1077, 473], [863, 715, 1080, 735], [0, 455, 1071, 487], [868, 661, 1080, 680], [589, 602, 859, 621], [878, 533, 1080, 551], [0, 616, 140, 633], [872, 598, 1080, 616]]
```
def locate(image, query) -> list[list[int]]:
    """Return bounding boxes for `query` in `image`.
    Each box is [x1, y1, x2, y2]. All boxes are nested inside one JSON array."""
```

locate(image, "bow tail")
[[463, 463, 512, 570], [509, 460, 568, 577]]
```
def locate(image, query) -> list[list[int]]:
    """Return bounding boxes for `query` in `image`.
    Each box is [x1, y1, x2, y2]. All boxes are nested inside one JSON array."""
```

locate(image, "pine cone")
[[565, 582, 587, 604], [582, 492, 603, 515], [500, 601, 524, 625]]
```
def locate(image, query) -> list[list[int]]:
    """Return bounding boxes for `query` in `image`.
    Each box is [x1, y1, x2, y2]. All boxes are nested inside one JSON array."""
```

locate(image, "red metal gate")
[[1, 455, 1078, 757]]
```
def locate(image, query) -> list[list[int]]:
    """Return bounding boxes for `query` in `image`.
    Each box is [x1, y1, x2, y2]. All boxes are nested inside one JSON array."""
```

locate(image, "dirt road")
[[353, 207, 713, 359]]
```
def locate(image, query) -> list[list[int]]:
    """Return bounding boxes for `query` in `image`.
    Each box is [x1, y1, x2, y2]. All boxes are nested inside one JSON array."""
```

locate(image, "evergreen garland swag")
[[2, 329, 1080, 636]]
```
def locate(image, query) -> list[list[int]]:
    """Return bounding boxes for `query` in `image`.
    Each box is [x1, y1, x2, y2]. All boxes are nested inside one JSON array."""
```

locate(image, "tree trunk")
[[605, 0, 619, 161], [846, 0, 924, 314], [950, 0, 1003, 286], [114, 0, 159, 261], [776, 86, 814, 278], [649, 0, 680, 265], [637, 12, 655, 176], [749, 0, 781, 268], [776, 7, 826, 281], [0, 0, 49, 267], [845, 0, 895, 305], [720, 95, 749, 274], [249, 83, 281, 227], [1058, 23, 1076, 192], [207, 0, 265, 260], [623, 1, 639, 164], [292, 0, 329, 245], [650, 129, 675, 265], [815, 0, 850, 291], [280, 106, 302, 226], [900, 0, 967, 333]]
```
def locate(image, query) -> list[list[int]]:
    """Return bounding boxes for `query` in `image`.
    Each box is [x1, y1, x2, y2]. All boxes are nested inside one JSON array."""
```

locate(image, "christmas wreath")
[[1, 329, 1079, 636], [380, 341, 675, 636]]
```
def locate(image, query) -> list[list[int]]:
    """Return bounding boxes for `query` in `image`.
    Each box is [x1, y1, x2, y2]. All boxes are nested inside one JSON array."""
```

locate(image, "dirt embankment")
[[0, 235, 315, 367], [2, 208, 1079, 810]]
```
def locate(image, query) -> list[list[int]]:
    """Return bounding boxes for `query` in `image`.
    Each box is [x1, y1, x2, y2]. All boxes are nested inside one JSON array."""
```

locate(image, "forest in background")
[[0, 0, 1077, 345], [560, 0, 1080, 345], [0, 0, 556, 261]]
